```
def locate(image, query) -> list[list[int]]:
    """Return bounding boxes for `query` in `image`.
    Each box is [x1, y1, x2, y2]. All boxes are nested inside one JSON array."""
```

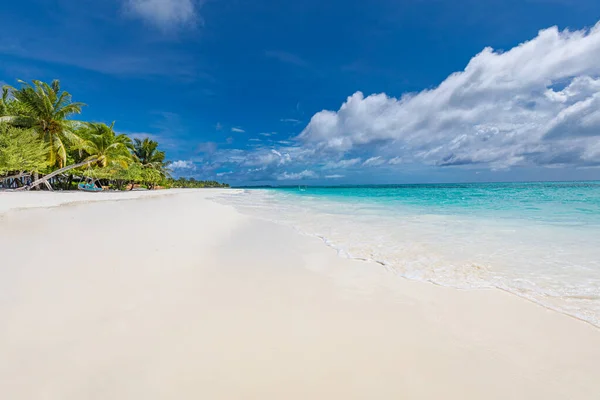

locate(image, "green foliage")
[[1, 86, 28, 118], [3, 79, 85, 167], [141, 168, 164, 189], [0, 78, 231, 191], [0, 86, 9, 116], [77, 122, 134, 168], [133, 137, 166, 169], [131, 137, 171, 189], [0, 125, 48, 175], [115, 161, 143, 182], [168, 177, 230, 188]]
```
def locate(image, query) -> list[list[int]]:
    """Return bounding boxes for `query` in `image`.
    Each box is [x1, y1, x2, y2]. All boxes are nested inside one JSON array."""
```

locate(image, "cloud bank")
[[299, 22, 600, 170], [204, 22, 600, 182]]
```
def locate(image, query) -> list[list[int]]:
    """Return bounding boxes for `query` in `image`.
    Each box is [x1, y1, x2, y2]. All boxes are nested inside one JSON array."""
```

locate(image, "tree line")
[[0, 79, 228, 190], [170, 178, 229, 188]]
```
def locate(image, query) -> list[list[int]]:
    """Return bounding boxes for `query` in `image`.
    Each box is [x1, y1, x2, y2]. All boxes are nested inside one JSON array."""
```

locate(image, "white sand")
[[0, 189, 189, 214], [1, 190, 599, 399]]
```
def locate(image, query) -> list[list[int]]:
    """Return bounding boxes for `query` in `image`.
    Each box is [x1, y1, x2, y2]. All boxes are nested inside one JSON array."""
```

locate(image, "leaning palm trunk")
[[17, 158, 98, 191]]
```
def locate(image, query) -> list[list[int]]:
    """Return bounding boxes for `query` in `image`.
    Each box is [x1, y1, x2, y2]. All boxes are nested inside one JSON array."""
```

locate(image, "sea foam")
[[216, 183, 600, 327]]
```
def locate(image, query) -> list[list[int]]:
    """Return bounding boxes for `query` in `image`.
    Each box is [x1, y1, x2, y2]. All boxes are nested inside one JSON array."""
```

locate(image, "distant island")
[[0, 79, 228, 191]]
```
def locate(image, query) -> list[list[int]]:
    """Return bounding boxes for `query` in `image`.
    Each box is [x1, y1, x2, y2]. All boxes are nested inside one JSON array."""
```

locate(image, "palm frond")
[[0, 115, 36, 128], [51, 80, 60, 94]]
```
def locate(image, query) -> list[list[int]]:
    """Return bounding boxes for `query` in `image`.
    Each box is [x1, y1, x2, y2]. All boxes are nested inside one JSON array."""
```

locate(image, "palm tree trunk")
[[32, 172, 40, 190], [17, 158, 98, 191]]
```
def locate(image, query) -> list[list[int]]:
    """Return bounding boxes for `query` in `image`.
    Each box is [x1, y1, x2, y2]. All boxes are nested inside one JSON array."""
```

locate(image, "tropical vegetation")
[[168, 177, 230, 188], [0, 79, 229, 191]]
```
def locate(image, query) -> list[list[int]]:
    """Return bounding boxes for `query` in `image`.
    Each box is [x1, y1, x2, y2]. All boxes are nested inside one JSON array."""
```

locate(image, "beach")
[[1, 189, 599, 399]]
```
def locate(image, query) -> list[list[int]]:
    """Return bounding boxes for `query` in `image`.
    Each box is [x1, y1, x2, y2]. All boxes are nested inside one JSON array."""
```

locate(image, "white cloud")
[[325, 174, 344, 179], [231, 127, 245, 133], [190, 21, 600, 183], [280, 118, 301, 123], [323, 158, 361, 169], [171, 160, 196, 170], [298, 22, 600, 169], [259, 132, 277, 137], [277, 170, 316, 180], [215, 122, 223, 131], [124, 0, 200, 31], [362, 156, 386, 166], [241, 148, 291, 167], [249, 138, 261, 142]]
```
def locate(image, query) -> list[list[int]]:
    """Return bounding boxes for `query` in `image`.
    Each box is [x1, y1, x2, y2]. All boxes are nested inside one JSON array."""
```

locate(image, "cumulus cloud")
[[123, 0, 200, 31], [298, 22, 600, 169], [277, 170, 316, 180], [193, 21, 600, 183], [231, 127, 245, 133], [171, 160, 196, 170]]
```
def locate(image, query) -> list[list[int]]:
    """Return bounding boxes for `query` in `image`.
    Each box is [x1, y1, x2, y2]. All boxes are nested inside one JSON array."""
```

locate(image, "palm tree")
[[79, 122, 133, 169], [2, 79, 85, 168], [133, 137, 166, 169], [20, 122, 133, 190], [0, 86, 9, 116], [133, 137, 170, 189]]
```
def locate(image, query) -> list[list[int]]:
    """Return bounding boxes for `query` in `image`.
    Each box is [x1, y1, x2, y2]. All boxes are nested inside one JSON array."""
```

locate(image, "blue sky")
[[1, 0, 600, 185]]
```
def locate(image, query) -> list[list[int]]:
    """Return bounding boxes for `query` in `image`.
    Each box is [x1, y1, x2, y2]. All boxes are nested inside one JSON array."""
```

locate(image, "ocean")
[[216, 182, 600, 327]]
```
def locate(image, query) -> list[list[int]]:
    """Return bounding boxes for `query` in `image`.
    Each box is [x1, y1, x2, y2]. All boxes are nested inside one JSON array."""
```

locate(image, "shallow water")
[[216, 182, 600, 327]]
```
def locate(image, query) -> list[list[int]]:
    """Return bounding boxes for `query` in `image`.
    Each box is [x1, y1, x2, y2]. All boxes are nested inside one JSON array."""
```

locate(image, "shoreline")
[[3, 188, 599, 329], [288, 224, 600, 330], [1, 190, 599, 399], [216, 188, 600, 329]]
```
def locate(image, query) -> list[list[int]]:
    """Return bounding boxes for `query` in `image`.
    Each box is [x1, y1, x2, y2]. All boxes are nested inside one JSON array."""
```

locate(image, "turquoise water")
[[218, 182, 600, 327], [271, 182, 600, 227]]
